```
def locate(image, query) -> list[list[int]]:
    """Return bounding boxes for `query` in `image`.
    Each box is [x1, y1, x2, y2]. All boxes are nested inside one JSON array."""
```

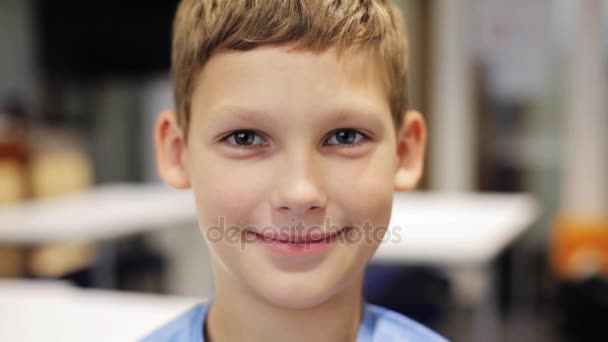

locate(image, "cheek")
[[188, 154, 271, 230], [337, 147, 396, 229]]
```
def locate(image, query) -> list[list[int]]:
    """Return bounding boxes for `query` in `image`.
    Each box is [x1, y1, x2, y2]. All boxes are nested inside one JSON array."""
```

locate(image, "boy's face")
[[156, 45, 426, 309]]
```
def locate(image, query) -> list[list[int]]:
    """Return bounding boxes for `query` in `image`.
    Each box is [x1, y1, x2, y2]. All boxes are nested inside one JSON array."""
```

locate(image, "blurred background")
[[0, 0, 606, 341]]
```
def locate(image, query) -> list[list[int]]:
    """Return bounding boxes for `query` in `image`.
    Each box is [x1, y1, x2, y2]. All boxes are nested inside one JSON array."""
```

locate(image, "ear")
[[394, 110, 427, 191], [154, 109, 191, 189]]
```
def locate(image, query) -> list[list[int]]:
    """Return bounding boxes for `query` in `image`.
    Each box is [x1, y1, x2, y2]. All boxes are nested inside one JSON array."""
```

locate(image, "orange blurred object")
[[551, 215, 608, 279]]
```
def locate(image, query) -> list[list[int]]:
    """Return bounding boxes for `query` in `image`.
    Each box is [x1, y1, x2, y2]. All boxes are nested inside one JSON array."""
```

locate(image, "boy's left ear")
[[394, 110, 427, 192]]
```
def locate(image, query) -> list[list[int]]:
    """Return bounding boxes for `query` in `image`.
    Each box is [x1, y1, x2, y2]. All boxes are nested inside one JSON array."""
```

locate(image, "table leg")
[[472, 264, 501, 342], [91, 240, 118, 289]]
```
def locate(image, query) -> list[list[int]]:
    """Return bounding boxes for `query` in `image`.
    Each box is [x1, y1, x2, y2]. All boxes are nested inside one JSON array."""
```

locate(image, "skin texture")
[[155, 45, 426, 342]]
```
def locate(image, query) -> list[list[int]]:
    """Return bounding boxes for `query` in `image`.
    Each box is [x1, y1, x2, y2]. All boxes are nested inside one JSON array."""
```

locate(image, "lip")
[[251, 226, 352, 257], [253, 226, 349, 244]]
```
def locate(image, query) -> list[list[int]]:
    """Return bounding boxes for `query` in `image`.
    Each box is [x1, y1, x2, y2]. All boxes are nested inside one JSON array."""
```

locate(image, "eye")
[[223, 130, 267, 147], [326, 129, 367, 146]]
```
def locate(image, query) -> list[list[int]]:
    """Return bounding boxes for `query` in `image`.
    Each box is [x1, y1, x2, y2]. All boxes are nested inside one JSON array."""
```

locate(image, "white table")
[[376, 191, 538, 266], [0, 183, 195, 244], [0, 279, 202, 342]]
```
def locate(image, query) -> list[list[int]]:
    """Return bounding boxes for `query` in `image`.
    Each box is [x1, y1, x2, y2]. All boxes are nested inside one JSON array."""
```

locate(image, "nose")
[[271, 153, 327, 217]]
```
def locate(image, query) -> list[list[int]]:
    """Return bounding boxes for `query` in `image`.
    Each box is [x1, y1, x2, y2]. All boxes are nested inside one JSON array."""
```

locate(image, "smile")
[[252, 226, 352, 244], [250, 226, 353, 257]]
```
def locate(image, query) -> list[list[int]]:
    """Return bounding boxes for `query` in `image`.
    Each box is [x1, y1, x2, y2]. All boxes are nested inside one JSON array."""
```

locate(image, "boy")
[[146, 0, 446, 341]]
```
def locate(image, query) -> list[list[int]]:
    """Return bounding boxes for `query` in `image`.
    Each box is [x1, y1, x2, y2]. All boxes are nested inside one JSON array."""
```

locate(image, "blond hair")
[[172, 0, 409, 139]]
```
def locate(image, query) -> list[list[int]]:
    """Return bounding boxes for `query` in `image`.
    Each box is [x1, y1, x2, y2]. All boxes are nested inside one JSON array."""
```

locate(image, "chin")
[[258, 276, 338, 310]]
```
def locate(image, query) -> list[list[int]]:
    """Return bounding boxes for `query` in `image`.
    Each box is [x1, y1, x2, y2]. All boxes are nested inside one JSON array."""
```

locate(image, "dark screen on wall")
[[35, 0, 180, 78]]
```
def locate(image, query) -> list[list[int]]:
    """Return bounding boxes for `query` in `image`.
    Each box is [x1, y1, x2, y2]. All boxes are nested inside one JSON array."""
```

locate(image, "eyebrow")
[[207, 106, 275, 123], [320, 100, 389, 137], [206, 103, 387, 134], [326, 106, 386, 128]]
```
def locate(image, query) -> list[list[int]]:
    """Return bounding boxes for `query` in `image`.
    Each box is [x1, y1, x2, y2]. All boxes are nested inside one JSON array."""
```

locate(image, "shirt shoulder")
[[140, 303, 209, 342], [359, 303, 449, 342]]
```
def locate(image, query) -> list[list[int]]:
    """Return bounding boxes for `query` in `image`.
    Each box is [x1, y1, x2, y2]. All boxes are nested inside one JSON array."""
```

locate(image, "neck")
[[205, 263, 365, 342]]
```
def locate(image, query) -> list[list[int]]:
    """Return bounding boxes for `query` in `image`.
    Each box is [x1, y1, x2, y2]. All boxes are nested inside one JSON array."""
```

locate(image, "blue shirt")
[[141, 300, 448, 342]]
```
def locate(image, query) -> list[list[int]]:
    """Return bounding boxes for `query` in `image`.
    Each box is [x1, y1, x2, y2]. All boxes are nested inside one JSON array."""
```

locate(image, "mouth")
[[249, 226, 353, 257], [251, 226, 352, 244]]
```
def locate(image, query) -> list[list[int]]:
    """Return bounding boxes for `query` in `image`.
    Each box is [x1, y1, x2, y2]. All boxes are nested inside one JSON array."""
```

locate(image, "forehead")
[[190, 45, 391, 126]]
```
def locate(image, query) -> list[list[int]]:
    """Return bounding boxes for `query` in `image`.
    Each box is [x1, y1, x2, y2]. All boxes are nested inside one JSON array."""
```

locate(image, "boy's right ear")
[[154, 109, 191, 189]]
